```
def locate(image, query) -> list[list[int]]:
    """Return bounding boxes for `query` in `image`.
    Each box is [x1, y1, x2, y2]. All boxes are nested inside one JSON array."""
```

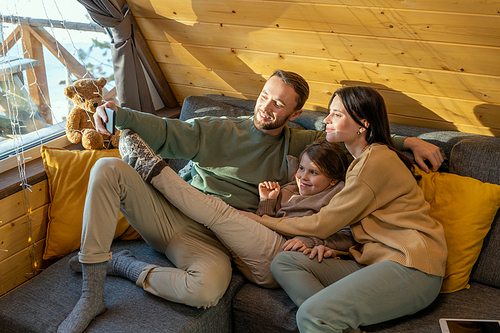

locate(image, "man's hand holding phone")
[[95, 101, 118, 136]]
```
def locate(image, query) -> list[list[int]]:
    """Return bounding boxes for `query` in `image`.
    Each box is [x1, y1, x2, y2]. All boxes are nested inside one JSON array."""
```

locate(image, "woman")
[[265, 86, 448, 332]]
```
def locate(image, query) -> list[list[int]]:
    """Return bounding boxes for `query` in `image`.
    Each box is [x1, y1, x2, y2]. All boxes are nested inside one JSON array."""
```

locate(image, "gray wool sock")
[[69, 251, 148, 283], [109, 250, 149, 282], [57, 262, 107, 333]]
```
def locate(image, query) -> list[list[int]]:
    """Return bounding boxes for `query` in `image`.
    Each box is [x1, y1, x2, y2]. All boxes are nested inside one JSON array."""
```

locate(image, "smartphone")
[[104, 107, 116, 135], [439, 318, 500, 333]]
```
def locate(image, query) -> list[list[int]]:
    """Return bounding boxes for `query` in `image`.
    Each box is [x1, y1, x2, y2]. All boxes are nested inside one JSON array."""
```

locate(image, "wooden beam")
[[27, 26, 109, 95], [129, 14, 179, 108], [103, 86, 117, 101], [27, 26, 90, 80], [21, 25, 52, 125], [1, 15, 105, 33], [0, 25, 22, 56]]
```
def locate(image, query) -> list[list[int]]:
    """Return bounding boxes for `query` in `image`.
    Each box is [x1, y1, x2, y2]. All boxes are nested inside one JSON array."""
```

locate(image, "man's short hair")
[[270, 70, 309, 111]]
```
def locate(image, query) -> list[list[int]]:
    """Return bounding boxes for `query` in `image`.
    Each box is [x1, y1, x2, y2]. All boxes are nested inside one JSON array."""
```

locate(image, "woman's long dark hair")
[[329, 86, 415, 174]]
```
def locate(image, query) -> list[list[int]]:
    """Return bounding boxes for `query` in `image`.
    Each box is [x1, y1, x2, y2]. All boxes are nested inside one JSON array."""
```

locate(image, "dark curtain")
[[77, 0, 154, 113]]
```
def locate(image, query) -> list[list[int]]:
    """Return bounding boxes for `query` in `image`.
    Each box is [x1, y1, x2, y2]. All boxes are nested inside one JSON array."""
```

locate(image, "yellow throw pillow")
[[414, 166, 500, 293], [41, 146, 141, 260]]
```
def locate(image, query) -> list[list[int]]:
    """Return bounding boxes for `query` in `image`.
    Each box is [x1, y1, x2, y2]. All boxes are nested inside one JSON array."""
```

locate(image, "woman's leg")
[[271, 251, 363, 307], [119, 129, 287, 287], [271, 252, 442, 333]]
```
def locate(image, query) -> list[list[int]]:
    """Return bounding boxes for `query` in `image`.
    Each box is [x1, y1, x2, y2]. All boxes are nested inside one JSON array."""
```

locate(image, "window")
[[0, 0, 115, 170]]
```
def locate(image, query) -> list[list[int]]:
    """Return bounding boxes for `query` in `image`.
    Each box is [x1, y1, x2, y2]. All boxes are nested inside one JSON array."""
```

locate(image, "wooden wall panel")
[[166, 77, 500, 137], [137, 19, 500, 78], [0, 204, 48, 262], [131, 2, 500, 47], [153, 43, 500, 104], [0, 239, 43, 297], [130, 0, 500, 17], [0, 180, 49, 295], [0, 180, 49, 224], [128, 0, 500, 137]]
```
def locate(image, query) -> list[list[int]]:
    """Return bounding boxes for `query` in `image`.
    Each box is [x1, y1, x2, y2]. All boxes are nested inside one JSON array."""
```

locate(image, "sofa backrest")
[[450, 137, 500, 288]]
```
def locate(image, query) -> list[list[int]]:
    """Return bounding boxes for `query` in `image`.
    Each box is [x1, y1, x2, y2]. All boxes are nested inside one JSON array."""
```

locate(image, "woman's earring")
[[357, 130, 361, 135]]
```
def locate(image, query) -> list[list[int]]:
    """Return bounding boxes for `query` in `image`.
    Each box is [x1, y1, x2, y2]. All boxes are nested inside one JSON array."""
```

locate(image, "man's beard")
[[253, 108, 292, 131]]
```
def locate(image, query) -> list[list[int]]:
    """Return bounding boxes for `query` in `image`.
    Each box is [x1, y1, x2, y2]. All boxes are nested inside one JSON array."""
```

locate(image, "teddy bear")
[[64, 77, 120, 150]]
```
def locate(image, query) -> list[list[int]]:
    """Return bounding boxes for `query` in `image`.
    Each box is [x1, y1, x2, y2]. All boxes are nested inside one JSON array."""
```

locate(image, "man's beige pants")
[[79, 157, 233, 308]]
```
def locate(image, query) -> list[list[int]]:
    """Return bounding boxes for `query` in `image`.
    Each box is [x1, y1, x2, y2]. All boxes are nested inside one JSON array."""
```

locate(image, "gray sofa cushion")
[[0, 240, 245, 333], [180, 95, 253, 121], [450, 137, 500, 185], [233, 284, 298, 333], [450, 137, 500, 289]]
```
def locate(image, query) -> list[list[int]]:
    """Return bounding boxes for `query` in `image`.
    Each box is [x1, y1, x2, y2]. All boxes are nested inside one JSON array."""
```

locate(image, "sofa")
[[0, 94, 499, 333]]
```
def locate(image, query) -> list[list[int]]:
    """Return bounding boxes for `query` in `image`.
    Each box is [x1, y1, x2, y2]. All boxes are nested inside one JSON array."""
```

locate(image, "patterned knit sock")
[[57, 262, 107, 333], [118, 129, 168, 183], [68, 251, 147, 282]]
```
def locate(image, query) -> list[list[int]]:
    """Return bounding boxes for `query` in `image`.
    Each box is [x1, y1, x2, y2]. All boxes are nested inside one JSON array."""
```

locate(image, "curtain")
[[77, 0, 154, 113]]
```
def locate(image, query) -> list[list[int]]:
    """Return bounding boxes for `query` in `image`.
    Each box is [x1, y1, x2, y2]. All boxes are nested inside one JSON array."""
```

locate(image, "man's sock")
[[109, 250, 149, 282], [118, 129, 168, 183], [69, 251, 148, 283], [57, 262, 107, 333]]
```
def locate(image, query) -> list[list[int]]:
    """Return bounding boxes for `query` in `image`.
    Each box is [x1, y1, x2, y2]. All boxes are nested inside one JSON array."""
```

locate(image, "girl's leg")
[[119, 130, 287, 287], [152, 166, 286, 287], [271, 252, 442, 333]]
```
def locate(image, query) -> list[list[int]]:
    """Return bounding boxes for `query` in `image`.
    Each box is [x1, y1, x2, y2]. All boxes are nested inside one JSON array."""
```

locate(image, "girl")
[[256, 139, 354, 257], [266, 86, 448, 332]]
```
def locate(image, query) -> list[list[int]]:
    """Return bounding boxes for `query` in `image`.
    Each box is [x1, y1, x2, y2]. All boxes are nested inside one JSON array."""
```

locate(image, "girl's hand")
[[259, 181, 280, 199], [283, 238, 307, 252], [303, 245, 336, 263]]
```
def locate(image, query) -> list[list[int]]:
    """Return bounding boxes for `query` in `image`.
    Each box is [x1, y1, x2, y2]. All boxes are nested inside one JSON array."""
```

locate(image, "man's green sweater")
[[116, 107, 323, 211], [116, 106, 407, 212]]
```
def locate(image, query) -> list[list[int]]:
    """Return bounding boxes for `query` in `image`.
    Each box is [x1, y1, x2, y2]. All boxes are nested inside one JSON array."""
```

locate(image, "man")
[[58, 70, 443, 333]]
